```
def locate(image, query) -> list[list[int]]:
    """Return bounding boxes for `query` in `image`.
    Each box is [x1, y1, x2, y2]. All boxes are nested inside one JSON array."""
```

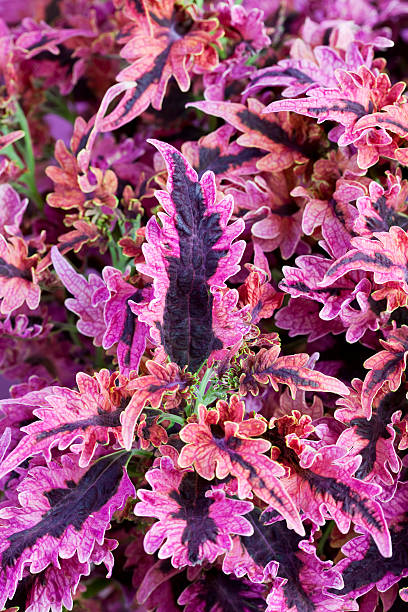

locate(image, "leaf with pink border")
[[280, 254, 357, 322], [354, 172, 408, 236], [122, 360, 191, 450], [101, 266, 150, 376], [245, 36, 385, 101], [24, 542, 116, 612], [181, 125, 262, 183], [135, 455, 253, 568], [320, 227, 408, 293], [336, 383, 401, 485], [360, 326, 408, 416], [263, 74, 371, 127], [136, 140, 245, 373], [353, 101, 408, 163], [239, 346, 349, 398], [0, 370, 131, 481], [295, 181, 361, 258], [0, 236, 40, 315], [330, 482, 408, 604], [264, 538, 346, 611], [188, 98, 310, 172], [97, 0, 223, 130], [178, 397, 304, 535], [269, 436, 391, 558], [264, 67, 406, 156], [0, 452, 134, 609], [15, 20, 93, 58], [238, 265, 283, 325], [223, 509, 336, 607], [51, 246, 107, 346], [0, 385, 59, 454]]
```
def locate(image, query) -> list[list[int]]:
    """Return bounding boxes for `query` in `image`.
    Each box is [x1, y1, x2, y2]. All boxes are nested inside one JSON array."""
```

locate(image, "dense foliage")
[[1, 0, 408, 610]]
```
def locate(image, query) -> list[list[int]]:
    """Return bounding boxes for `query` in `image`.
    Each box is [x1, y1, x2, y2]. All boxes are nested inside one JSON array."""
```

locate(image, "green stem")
[[91, 448, 153, 469], [316, 520, 334, 556], [43, 90, 76, 123], [13, 102, 43, 209], [93, 346, 107, 371], [53, 315, 81, 346], [18, 176, 43, 209], [0, 141, 24, 167], [108, 239, 131, 272], [14, 103, 35, 175], [108, 242, 120, 270], [147, 408, 185, 426], [193, 366, 214, 412]]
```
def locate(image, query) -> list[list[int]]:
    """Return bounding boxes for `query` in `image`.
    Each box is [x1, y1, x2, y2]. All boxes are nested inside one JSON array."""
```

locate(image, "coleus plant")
[[0, 1, 408, 611]]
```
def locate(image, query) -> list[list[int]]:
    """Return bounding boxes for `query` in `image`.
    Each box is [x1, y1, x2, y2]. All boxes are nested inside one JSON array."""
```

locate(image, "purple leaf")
[[178, 568, 266, 612], [266, 430, 391, 558], [135, 455, 253, 568], [101, 266, 150, 375], [0, 185, 28, 237], [51, 246, 107, 346], [0, 370, 130, 479], [0, 452, 134, 608], [336, 384, 401, 485], [136, 139, 245, 372], [331, 482, 408, 603]]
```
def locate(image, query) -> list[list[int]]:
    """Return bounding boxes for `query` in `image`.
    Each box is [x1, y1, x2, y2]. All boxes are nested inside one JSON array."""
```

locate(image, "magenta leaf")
[[223, 512, 298, 583], [274, 440, 391, 558], [280, 254, 358, 322], [178, 399, 304, 535], [101, 266, 150, 375], [178, 568, 266, 611], [0, 185, 28, 237], [295, 182, 360, 258], [223, 509, 343, 612], [15, 20, 93, 58], [265, 551, 346, 612], [275, 297, 345, 342], [51, 246, 107, 346], [240, 521, 343, 611], [246, 41, 380, 100], [137, 139, 245, 372], [331, 483, 408, 602], [320, 227, 408, 292], [239, 345, 349, 398], [354, 173, 408, 236], [333, 530, 408, 603], [24, 543, 115, 612], [0, 370, 129, 480], [0, 385, 58, 454], [263, 81, 370, 127], [135, 455, 253, 568], [360, 326, 408, 416], [336, 385, 401, 485], [0, 452, 134, 608]]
